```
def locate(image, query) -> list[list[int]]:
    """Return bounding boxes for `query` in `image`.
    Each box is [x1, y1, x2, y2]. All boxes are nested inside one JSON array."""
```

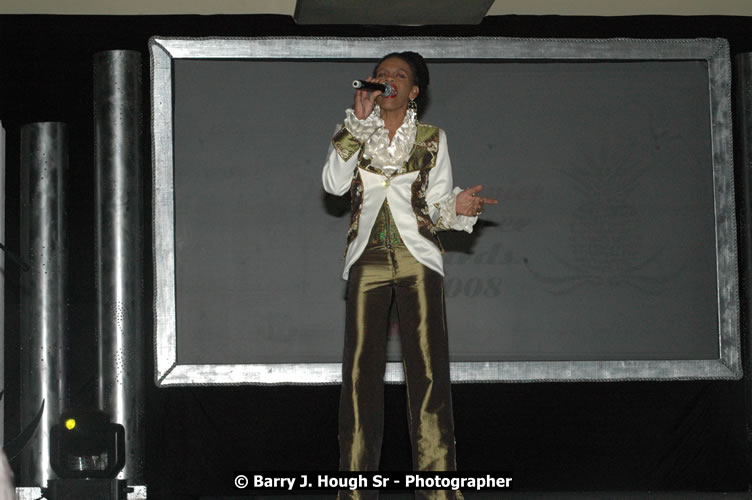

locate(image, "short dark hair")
[[373, 51, 430, 113]]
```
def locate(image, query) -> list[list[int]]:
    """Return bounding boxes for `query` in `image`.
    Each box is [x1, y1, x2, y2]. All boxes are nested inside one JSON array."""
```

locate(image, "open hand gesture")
[[455, 185, 498, 217]]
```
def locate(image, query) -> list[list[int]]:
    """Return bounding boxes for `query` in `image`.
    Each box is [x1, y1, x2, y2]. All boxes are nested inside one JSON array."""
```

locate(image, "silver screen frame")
[[150, 36, 740, 386]]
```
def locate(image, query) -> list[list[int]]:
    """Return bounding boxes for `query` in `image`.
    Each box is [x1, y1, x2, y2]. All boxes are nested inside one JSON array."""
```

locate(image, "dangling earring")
[[408, 98, 418, 113]]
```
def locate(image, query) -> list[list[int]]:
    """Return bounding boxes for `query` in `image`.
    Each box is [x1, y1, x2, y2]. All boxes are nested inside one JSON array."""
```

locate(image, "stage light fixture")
[[50, 409, 125, 479], [45, 409, 129, 500]]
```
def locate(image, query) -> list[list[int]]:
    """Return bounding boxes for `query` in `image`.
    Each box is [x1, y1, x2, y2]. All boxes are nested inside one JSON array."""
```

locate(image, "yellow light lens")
[[65, 418, 76, 430]]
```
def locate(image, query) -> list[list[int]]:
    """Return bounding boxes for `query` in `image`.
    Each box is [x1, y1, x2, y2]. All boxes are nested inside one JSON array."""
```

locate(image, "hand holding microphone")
[[352, 76, 389, 120], [352, 80, 394, 96]]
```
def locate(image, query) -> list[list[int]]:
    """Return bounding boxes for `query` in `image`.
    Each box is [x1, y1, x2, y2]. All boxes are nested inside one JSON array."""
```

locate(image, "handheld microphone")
[[352, 80, 394, 96]]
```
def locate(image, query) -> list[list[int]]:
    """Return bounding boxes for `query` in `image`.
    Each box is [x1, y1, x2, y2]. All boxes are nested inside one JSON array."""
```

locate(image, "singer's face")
[[373, 57, 419, 112]]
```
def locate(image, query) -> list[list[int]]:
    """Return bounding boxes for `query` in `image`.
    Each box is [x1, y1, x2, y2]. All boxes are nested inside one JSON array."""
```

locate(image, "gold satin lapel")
[[403, 124, 439, 174], [346, 170, 364, 250]]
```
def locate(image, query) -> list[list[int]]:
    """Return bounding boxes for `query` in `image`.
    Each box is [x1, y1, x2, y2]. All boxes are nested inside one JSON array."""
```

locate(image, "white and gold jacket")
[[322, 107, 477, 280]]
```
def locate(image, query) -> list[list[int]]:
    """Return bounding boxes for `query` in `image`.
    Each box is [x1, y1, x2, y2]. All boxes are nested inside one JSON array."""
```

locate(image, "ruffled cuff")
[[433, 187, 478, 233], [343, 107, 384, 143]]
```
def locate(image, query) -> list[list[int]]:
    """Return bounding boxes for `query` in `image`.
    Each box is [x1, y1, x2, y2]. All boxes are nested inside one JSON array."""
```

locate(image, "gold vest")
[[367, 200, 405, 248], [332, 123, 443, 253]]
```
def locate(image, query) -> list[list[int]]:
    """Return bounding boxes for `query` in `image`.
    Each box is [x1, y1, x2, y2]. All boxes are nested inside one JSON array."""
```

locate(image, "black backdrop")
[[1, 13, 752, 498]]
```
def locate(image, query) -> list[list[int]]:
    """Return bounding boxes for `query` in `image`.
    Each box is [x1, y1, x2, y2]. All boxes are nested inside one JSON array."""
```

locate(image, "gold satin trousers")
[[338, 243, 463, 500]]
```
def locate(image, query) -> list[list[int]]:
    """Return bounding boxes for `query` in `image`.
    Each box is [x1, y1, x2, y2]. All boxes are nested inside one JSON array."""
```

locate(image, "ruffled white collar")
[[345, 105, 417, 176]]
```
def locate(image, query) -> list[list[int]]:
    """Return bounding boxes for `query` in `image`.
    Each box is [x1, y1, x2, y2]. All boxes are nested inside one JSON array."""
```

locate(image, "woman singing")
[[322, 51, 497, 500]]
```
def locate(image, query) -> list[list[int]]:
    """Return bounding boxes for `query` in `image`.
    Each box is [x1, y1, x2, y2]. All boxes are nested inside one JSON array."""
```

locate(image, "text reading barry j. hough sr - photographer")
[[233, 471, 513, 491]]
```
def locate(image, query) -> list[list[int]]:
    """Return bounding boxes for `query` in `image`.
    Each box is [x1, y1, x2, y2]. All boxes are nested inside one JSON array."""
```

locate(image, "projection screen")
[[150, 37, 740, 385]]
